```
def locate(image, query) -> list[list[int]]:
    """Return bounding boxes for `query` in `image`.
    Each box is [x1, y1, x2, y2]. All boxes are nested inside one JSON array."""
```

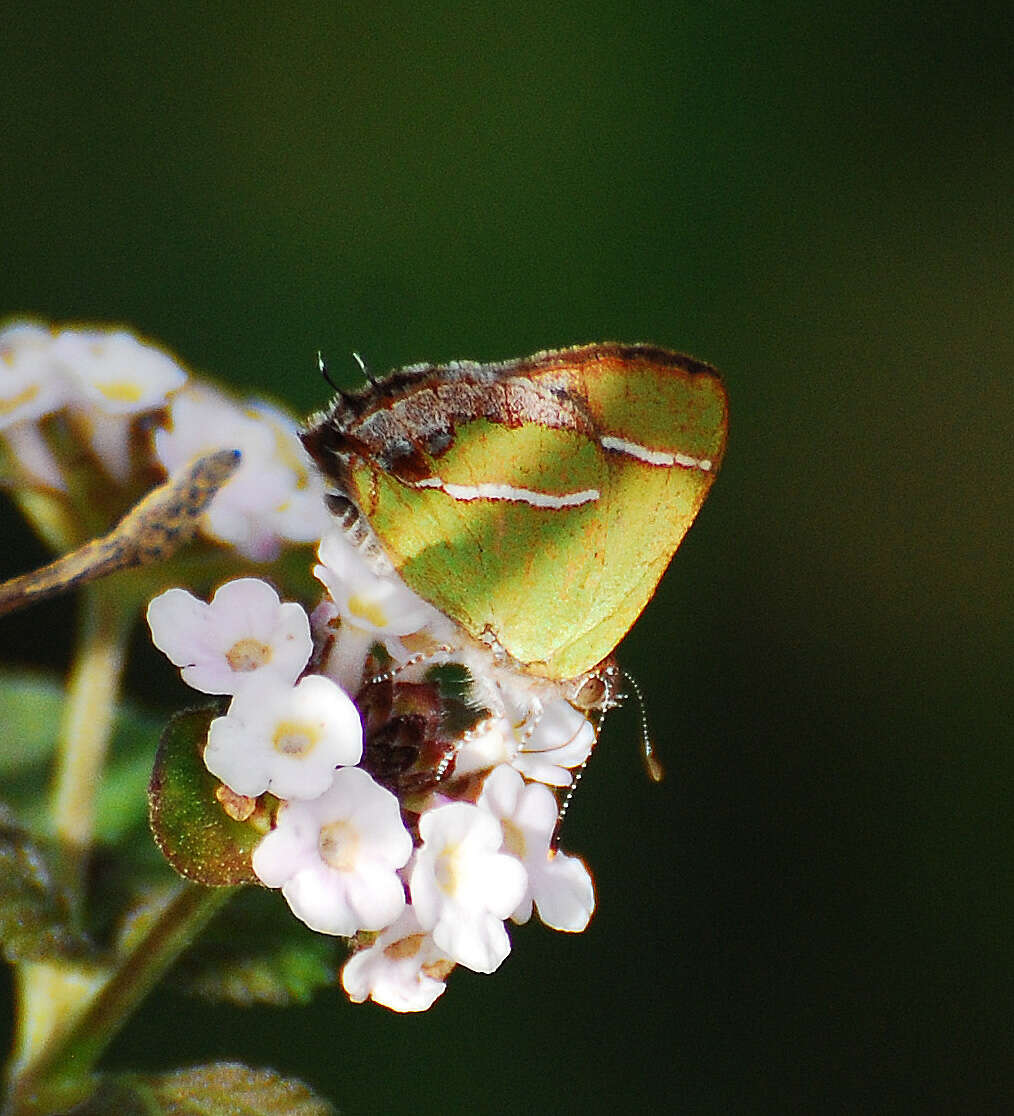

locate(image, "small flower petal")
[[253, 767, 412, 936], [341, 907, 453, 1012], [452, 717, 517, 778], [410, 802, 527, 973], [146, 579, 312, 695], [53, 329, 186, 414], [0, 322, 69, 429], [478, 765, 595, 933], [245, 400, 332, 544], [314, 528, 451, 638], [0, 421, 66, 490], [154, 384, 302, 560], [205, 674, 362, 799], [512, 698, 595, 786], [530, 850, 596, 932]]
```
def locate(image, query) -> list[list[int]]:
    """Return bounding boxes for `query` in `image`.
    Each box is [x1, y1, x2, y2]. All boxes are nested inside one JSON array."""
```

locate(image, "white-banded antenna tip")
[[622, 670, 664, 783]]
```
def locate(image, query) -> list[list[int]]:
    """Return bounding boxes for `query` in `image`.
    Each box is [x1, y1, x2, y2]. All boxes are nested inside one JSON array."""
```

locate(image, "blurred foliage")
[[0, 673, 158, 845], [74, 1063, 337, 1116], [1, 2, 1010, 1112]]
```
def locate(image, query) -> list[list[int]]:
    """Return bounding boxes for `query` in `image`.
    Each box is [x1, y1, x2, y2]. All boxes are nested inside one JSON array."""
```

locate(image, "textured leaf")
[[184, 940, 335, 1007], [152, 1064, 337, 1115], [68, 1078, 155, 1115], [175, 888, 338, 1007], [0, 809, 97, 962], [73, 1064, 337, 1115], [148, 708, 262, 886]]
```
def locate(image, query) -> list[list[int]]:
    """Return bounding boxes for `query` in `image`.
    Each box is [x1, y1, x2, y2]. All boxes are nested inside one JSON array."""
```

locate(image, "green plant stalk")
[[9, 579, 135, 1095], [7, 883, 233, 1116], [52, 580, 135, 856]]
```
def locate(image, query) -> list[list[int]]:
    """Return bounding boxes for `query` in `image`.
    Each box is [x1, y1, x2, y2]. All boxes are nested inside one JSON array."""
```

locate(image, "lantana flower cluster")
[[3, 317, 598, 1014], [0, 319, 330, 559], [147, 528, 597, 1012]]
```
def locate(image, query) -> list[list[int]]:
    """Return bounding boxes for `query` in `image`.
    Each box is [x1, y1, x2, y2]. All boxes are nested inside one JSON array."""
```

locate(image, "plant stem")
[[51, 580, 134, 858], [7, 579, 136, 1104], [6, 883, 232, 1116]]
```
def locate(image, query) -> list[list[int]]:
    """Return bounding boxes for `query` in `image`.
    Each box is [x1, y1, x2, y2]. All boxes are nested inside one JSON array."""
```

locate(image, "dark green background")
[[2, 3, 1010, 1112]]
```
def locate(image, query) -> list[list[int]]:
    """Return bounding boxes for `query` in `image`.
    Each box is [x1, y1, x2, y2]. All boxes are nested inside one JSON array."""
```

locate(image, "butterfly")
[[301, 343, 727, 695]]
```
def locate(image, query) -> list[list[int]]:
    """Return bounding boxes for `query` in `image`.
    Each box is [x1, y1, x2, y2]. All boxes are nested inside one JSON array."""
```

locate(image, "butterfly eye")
[[324, 493, 358, 521]]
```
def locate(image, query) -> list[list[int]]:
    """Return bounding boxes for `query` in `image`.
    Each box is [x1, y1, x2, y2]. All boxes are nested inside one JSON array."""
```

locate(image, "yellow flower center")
[[272, 721, 318, 758], [96, 379, 144, 404], [434, 844, 462, 896], [384, 934, 426, 961], [422, 958, 455, 980], [319, 820, 359, 871], [501, 819, 526, 861], [347, 593, 389, 629], [226, 638, 272, 672], [0, 384, 39, 416]]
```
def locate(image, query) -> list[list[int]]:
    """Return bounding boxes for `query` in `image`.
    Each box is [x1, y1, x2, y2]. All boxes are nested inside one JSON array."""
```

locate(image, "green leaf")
[[184, 938, 335, 1008], [96, 740, 164, 846], [0, 808, 97, 963], [175, 888, 338, 1007], [67, 1078, 154, 1116], [72, 1064, 337, 1115], [0, 672, 67, 774], [0, 670, 163, 843], [148, 708, 261, 886]]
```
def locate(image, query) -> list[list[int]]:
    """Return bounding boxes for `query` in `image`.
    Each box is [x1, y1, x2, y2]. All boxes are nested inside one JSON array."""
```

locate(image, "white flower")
[[512, 697, 596, 786], [0, 323, 71, 489], [314, 528, 454, 691], [453, 696, 595, 787], [204, 674, 362, 800], [409, 801, 527, 973], [52, 328, 186, 414], [154, 383, 304, 561], [0, 322, 69, 429], [478, 765, 595, 932], [246, 400, 332, 544], [253, 767, 412, 936], [314, 528, 448, 637], [341, 907, 453, 1013], [146, 579, 313, 695], [51, 328, 188, 482], [451, 716, 517, 778]]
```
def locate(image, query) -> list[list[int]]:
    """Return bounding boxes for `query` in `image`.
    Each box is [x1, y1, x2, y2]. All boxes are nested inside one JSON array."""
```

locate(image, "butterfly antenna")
[[352, 351, 378, 385], [317, 350, 339, 391], [365, 643, 455, 686], [623, 670, 664, 782], [557, 756, 589, 832]]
